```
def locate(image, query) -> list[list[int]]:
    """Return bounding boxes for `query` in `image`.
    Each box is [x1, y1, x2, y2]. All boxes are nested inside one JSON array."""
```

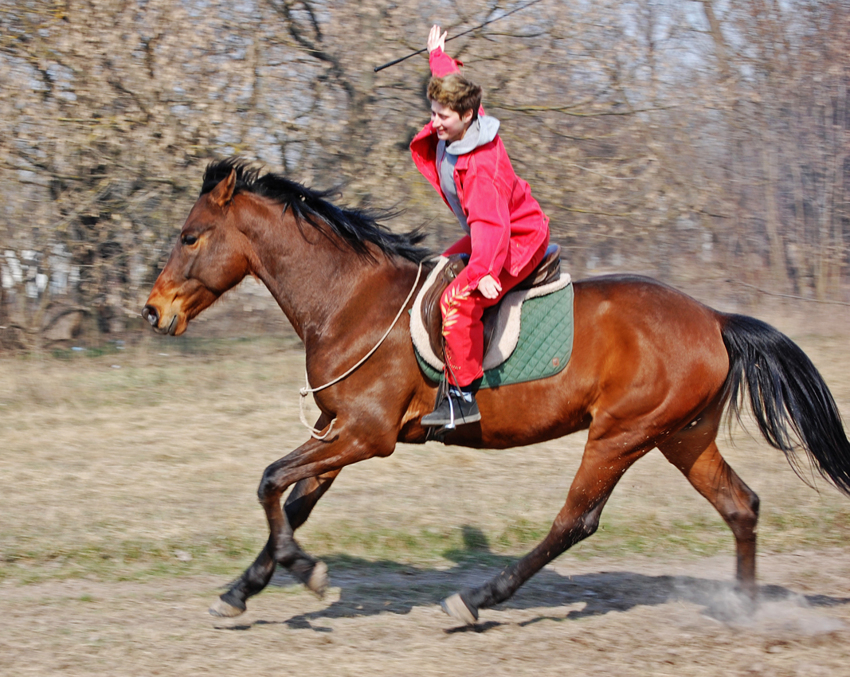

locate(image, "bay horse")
[[143, 158, 850, 625]]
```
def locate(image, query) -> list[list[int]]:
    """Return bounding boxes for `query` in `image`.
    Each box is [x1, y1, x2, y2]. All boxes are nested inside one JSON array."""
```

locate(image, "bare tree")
[[1, 0, 847, 350]]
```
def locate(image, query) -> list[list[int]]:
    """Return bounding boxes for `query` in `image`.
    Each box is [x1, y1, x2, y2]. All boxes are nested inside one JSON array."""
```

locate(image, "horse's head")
[[142, 169, 252, 335]]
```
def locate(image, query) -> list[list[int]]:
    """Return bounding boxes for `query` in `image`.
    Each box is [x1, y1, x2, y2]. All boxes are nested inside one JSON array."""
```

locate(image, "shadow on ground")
[[219, 526, 850, 633]]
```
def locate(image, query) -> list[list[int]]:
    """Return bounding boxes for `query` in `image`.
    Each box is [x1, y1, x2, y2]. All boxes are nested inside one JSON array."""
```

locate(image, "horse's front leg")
[[209, 422, 386, 617], [275, 469, 342, 595], [285, 470, 341, 532]]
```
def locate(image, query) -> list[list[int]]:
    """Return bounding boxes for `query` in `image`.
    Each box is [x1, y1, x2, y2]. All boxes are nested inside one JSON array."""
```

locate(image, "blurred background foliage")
[[0, 0, 847, 350]]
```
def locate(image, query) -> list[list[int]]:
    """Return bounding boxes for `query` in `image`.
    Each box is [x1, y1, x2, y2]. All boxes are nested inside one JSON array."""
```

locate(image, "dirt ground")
[[2, 297, 850, 676], [1, 550, 848, 676]]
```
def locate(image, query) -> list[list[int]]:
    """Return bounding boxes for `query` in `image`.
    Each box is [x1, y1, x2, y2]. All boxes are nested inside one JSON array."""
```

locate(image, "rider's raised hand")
[[428, 24, 447, 53]]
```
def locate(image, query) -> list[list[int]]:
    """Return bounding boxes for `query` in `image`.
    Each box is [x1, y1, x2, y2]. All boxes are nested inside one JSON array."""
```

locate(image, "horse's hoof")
[[440, 593, 478, 625], [307, 561, 329, 598], [209, 596, 246, 618]]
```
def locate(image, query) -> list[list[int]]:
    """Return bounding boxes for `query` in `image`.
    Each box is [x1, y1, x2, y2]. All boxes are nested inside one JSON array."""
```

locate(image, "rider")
[[411, 25, 551, 428]]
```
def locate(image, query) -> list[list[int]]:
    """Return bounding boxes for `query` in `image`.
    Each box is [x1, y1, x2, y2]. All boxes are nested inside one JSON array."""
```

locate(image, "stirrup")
[[421, 387, 481, 429]]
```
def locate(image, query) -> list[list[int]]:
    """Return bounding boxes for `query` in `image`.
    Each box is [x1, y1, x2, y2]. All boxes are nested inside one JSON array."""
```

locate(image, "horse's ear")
[[210, 169, 237, 208]]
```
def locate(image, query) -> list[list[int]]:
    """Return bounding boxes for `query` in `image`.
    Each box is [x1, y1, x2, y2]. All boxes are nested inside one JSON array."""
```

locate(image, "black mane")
[[201, 158, 431, 264]]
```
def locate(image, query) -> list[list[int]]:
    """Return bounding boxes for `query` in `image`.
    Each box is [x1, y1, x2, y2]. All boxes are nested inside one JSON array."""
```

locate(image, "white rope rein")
[[299, 261, 425, 439]]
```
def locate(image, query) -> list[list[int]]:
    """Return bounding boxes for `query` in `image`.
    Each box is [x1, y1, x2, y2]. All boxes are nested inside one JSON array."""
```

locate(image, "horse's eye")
[[182, 234, 198, 246]]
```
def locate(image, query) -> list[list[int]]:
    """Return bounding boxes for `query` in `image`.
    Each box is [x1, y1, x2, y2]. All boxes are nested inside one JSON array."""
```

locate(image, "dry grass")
[[1, 315, 849, 585], [1, 306, 850, 676]]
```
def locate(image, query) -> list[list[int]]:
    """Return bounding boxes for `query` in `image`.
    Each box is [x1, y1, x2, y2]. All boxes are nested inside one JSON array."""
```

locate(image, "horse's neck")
[[246, 219, 396, 346]]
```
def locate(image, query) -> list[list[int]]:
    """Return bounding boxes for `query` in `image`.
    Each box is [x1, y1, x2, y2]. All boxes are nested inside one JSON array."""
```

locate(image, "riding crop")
[[374, 0, 546, 72]]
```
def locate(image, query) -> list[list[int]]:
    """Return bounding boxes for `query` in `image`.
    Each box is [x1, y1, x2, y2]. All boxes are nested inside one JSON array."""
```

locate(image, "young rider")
[[411, 25, 551, 428]]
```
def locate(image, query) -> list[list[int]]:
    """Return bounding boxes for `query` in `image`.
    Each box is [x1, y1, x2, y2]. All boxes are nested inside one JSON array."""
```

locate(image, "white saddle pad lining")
[[410, 256, 571, 372]]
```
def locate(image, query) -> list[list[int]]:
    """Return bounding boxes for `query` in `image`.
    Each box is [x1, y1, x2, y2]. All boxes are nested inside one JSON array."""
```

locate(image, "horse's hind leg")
[[441, 428, 652, 625], [658, 430, 760, 600]]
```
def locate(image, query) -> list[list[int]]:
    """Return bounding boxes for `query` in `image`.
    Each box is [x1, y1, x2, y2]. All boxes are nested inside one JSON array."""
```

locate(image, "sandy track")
[[1, 549, 848, 677], [2, 317, 850, 676]]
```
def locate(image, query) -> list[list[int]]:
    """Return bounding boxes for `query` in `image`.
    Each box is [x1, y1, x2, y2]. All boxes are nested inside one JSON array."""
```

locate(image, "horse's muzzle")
[[142, 305, 159, 328], [142, 305, 178, 335]]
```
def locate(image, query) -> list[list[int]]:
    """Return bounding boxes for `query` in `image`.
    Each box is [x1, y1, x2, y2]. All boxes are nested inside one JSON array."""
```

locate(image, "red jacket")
[[410, 48, 550, 288]]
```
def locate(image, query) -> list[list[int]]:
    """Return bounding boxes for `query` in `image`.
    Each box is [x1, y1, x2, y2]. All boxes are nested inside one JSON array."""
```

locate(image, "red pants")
[[441, 243, 549, 387]]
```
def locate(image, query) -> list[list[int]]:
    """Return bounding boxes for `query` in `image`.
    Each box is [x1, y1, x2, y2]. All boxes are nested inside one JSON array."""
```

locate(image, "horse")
[[142, 158, 850, 625]]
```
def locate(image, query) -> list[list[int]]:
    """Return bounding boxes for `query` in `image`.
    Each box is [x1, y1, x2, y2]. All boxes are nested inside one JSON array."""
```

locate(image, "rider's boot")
[[421, 385, 481, 428]]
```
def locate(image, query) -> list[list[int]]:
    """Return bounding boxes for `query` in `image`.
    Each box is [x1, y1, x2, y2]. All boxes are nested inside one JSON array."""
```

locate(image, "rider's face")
[[430, 100, 473, 144]]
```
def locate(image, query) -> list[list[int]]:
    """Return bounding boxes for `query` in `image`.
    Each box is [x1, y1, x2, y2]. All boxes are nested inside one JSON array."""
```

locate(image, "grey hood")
[[445, 115, 501, 155], [436, 115, 502, 234]]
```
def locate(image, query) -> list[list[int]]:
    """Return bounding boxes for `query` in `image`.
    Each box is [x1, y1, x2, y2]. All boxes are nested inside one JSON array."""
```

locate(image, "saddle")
[[413, 244, 566, 369]]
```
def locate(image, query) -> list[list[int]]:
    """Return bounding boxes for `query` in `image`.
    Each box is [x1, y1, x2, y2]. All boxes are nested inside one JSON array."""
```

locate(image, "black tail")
[[720, 314, 850, 496]]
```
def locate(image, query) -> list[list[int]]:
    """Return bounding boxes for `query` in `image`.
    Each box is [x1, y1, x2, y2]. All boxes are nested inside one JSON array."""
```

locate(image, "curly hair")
[[427, 72, 482, 120]]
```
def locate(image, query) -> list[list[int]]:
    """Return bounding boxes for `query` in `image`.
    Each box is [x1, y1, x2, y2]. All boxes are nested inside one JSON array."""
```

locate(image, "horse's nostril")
[[142, 305, 159, 327]]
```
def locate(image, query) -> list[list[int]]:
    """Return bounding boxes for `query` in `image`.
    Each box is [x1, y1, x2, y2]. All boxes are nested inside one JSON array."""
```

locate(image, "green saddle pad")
[[415, 281, 575, 389]]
